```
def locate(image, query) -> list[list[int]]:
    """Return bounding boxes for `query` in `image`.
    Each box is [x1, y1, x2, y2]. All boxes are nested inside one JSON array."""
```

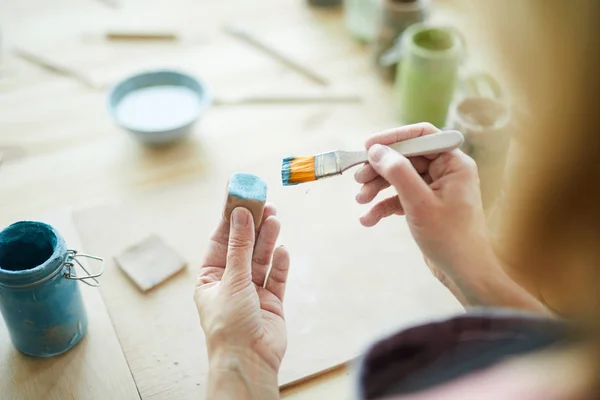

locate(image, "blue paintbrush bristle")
[[281, 155, 317, 186], [281, 157, 296, 186]]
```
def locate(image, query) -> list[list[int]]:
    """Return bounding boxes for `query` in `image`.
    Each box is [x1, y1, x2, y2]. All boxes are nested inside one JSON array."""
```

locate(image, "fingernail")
[[369, 144, 387, 163], [232, 208, 249, 227], [359, 213, 369, 226]]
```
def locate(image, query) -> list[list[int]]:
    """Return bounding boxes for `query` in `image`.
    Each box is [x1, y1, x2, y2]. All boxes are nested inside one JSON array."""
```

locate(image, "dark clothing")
[[355, 308, 569, 399]]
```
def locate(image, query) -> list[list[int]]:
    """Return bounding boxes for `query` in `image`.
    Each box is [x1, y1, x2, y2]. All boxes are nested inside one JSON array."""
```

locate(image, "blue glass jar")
[[0, 221, 102, 357]]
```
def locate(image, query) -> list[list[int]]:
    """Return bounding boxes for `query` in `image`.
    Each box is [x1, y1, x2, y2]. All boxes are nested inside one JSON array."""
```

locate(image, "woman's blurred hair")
[[474, 0, 600, 317], [465, 0, 599, 378]]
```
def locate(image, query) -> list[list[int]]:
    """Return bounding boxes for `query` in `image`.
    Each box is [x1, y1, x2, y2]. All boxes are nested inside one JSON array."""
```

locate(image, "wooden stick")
[[223, 24, 329, 86], [105, 31, 179, 41], [12, 47, 97, 89], [213, 95, 361, 106]]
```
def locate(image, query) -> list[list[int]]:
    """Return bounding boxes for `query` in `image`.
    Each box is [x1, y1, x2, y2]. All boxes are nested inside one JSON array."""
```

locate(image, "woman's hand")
[[195, 205, 290, 400], [355, 123, 544, 311]]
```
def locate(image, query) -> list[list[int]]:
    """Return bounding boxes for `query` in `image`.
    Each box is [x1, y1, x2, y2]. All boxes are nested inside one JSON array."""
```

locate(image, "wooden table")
[[0, 0, 476, 398]]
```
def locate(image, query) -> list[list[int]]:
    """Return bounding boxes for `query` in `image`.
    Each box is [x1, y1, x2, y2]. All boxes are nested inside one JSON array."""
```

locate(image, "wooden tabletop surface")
[[0, 0, 478, 398]]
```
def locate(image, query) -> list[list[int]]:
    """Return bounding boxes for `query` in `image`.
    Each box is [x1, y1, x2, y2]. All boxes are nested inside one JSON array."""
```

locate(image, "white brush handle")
[[387, 130, 464, 157], [323, 130, 465, 175]]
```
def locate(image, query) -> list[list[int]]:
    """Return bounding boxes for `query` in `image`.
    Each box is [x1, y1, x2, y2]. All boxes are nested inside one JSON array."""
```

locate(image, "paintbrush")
[[281, 130, 464, 186]]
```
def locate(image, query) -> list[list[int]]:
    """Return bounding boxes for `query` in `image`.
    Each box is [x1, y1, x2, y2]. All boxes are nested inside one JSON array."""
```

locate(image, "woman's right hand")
[[355, 123, 544, 311]]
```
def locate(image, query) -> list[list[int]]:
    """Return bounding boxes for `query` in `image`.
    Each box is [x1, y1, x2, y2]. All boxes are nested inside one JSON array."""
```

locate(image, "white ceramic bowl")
[[108, 70, 212, 146]]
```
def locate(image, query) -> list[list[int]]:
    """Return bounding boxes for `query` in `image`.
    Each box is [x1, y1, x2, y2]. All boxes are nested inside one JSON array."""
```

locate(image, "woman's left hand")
[[195, 205, 290, 399]]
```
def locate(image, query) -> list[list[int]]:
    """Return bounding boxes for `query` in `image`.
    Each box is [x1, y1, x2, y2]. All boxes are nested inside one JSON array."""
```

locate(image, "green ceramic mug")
[[392, 23, 465, 127]]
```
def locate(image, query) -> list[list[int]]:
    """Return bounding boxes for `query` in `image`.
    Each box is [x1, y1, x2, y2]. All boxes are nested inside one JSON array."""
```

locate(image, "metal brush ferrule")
[[314, 152, 341, 179]]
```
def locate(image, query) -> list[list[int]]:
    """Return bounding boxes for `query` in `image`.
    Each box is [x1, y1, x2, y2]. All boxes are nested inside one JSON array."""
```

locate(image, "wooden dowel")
[[12, 47, 97, 89], [223, 24, 330, 86], [105, 31, 179, 41], [213, 95, 361, 106]]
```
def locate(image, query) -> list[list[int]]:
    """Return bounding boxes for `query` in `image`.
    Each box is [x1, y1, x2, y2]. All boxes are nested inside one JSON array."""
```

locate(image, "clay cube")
[[224, 173, 267, 228]]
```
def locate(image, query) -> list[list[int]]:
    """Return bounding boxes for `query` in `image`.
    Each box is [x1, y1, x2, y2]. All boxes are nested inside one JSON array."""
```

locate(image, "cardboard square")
[[115, 235, 186, 292]]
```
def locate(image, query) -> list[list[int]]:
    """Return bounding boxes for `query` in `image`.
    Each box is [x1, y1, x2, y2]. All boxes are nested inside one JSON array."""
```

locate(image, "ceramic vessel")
[[108, 70, 212, 146], [448, 96, 512, 209], [393, 23, 464, 127], [0, 222, 92, 357], [343, 0, 382, 43], [308, 0, 341, 6], [374, 0, 430, 81]]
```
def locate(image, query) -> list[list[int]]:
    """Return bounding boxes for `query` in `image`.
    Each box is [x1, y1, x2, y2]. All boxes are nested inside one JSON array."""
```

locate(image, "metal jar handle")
[[63, 250, 105, 287]]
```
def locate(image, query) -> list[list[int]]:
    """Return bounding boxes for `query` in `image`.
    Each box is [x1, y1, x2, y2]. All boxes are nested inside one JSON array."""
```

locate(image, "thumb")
[[222, 207, 255, 288], [368, 144, 433, 214]]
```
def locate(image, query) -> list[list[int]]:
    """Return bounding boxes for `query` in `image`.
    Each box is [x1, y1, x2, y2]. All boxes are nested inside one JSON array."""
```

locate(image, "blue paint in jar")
[[0, 221, 88, 357]]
